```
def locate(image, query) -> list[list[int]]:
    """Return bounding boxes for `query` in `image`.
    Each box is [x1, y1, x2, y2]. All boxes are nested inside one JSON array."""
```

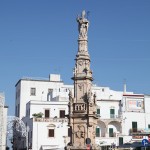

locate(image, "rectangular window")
[[96, 128, 100, 137], [109, 128, 113, 137], [97, 109, 100, 116], [60, 110, 65, 118], [48, 129, 54, 137], [132, 122, 137, 132], [110, 109, 115, 118], [30, 88, 36, 96], [148, 124, 150, 129], [45, 110, 50, 118]]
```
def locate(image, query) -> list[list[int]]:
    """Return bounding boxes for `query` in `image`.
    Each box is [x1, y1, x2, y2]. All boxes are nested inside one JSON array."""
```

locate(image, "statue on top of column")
[[77, 10, 89, 39]]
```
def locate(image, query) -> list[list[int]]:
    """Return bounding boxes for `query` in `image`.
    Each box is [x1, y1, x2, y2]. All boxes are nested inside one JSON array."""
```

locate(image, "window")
[[30, 88, 36, 96], [48, 129, 54, 137], [96, 127, 100, 137], [148, 124, 150, 129], [110, 109, 115, 118], [97, 108, 100, 116], [45, 110, 50, 118], [132, 122, 137, 132], [109, 128, 113, 137], [60, 110, 65, 118]]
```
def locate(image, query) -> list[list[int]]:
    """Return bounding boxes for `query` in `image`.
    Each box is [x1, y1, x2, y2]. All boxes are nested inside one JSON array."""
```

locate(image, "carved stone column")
[[66, 10, 99, 150]]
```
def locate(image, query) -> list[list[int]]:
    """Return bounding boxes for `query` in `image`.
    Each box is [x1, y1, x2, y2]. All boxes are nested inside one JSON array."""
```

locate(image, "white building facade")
[[0, 92, 8, 150], [15, 74, 150, 150], [95, 91, 150, 149], [15, 74, 72, 150]]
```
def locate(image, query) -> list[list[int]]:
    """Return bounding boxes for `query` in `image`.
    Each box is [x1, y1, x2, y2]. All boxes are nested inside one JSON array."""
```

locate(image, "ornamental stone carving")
[[78, 60, 83, 66], [78, 83, 83, 91], [76, 125, 85, 139]]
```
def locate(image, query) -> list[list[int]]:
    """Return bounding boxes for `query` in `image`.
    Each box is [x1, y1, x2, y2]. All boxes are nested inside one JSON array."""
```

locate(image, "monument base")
[[65, 144, 100, 150]]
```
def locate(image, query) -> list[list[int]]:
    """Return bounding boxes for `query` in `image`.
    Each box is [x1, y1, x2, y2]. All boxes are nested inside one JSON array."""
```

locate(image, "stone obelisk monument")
[[66, 10, 99, 150]]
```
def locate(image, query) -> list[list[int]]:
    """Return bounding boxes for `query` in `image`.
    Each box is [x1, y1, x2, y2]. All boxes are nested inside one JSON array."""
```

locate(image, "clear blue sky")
[[0, 0, 150, 116]]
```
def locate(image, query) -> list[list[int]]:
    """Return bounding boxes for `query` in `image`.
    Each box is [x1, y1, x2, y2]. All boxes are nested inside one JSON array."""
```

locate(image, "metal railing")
[[110, 114, 122, 119], [130, 128, 150, 134], [33, 117, 68, 123]]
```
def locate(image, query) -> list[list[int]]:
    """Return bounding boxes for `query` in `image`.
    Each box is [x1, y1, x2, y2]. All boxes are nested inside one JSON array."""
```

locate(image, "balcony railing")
[[101, 115, 122, 120], [96, 133, 100, 137], [110, 114, 122, 119], [130, 128, 150, 134], [73, 103, 86, 113], [33, 117, 68, 123]]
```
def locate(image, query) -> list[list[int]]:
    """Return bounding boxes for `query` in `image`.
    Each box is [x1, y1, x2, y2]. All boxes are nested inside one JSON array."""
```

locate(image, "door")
[[119, 137, 123, 145]]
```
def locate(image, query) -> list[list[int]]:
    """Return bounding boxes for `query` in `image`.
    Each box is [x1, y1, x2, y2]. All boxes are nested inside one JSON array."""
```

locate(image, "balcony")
[[100, 115, 122, 123], [73, 103, 86, 113], [130, 128, 150, 135], [33, 117, 68, 123], [110, 114, 122, 119]]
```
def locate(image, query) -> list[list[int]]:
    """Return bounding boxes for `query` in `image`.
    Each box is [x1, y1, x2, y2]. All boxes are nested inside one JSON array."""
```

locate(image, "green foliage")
[[32, 112, 43, 118]]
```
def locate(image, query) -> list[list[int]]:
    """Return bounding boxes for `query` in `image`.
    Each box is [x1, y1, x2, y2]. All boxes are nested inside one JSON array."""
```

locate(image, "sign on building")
[[126, 98, 144, 112]]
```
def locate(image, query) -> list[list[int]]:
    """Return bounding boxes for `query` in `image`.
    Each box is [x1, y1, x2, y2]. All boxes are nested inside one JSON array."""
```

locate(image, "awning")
[[41, 145, 61, 150]]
